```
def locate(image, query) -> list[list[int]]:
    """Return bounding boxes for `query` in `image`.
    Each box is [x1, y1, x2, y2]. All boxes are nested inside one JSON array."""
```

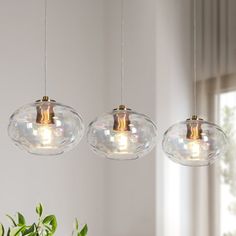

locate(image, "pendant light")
[[8, 0, 84, 156], [162, 0, 227, 166], [86, 0, 157, 160]]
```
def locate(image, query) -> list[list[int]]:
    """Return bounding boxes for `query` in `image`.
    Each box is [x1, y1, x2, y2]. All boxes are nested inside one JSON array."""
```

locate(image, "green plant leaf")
[[0, 224, 4, 236], [7, 228, 10, 236], [6, 215, 17, 227], [42, 215, 57, 234], [44, 224, 52, 232], [17, 212, 26, 226], [79, 224, 88, 236], [9, 226, 26, 236], [36, 203, 43, 217], [24, 232, 37, 236], [2, 204, 85, 236], [22, 224, 36, 236], [74, 218, 79, 231]]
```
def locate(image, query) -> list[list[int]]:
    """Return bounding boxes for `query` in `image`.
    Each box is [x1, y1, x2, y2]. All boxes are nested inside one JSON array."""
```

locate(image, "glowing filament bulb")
[[114, 132, 129, 151], [38, 125, 53, 145], [112, 105, 131, 152], [186, 116, 203, 160], [188, 140, 201, 159], [36, 96, 55, 146]]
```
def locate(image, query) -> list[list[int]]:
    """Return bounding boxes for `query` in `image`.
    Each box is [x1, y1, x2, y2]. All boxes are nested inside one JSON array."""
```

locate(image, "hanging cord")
[[120, 0, 125, 105], [44, 0, 48, 96], [193, 0, 197, 115], [216, 0, 221, 123]]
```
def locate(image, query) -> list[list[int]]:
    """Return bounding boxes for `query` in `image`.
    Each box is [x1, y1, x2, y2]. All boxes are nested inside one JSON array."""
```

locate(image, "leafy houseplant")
[[0, 203, 88, 236]]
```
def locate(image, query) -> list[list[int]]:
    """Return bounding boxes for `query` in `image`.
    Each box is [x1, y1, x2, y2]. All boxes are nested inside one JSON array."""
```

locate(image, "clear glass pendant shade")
[[162, 116, 228, 166], [8, 97, 84, 156], [87, 105, 157, 160]]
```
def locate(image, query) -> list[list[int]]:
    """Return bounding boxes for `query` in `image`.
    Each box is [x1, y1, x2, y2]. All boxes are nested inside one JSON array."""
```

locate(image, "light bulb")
[[185, 115, 202, 160], [112, 105, 130, 152], [36, 97, 54, 147], [37, 125, 53, 146], [187, 140, 201, 159], [113, 132, 129, 152]]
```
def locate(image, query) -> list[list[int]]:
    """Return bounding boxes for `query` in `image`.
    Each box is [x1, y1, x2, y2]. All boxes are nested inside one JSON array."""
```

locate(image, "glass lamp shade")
[[87, 105, 157, 160], [8, 96, 84, 156], [162, 116, 228, 166]]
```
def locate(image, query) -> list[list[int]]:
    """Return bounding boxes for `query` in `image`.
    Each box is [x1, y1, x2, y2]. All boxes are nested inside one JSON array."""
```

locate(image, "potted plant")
[[0, 203, 88, 236]]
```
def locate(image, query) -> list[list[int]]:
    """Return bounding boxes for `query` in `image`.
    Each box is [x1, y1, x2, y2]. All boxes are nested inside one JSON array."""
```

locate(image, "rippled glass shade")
[[162, 117, 228, 166], [8, 97, 84, 155], [87, 105, 157, 160]]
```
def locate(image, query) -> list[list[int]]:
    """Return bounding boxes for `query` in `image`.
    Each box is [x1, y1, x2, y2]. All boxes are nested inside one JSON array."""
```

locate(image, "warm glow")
[[114, 132, 129, 151], [187, 140, 201, 159], [38, 125, 53, 145]]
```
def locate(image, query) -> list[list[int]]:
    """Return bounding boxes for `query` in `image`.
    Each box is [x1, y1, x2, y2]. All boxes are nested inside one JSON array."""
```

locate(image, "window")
[[219, 91, 236, 236]]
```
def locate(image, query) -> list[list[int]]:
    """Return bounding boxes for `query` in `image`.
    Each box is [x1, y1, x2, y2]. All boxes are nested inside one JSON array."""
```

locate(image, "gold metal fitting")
[[36, 96, 56, 103], [186, 115, 203, 140], [113, 105, 131, 131], [113, 105, 131, 111], [186, 115, 203, 121], [42, 96, 49, 101], [36, 96, 55, 124]]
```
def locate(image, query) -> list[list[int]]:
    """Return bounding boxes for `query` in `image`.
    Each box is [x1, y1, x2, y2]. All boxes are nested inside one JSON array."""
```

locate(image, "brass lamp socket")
[[113, 105, 131, 132], [36, 96, 55, 124], [186, 115, 203, 140]]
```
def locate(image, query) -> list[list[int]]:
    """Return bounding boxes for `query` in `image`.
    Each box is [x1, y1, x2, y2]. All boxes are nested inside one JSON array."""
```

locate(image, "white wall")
[[155, 0, 193, 235], [0, 0, 106, 235]]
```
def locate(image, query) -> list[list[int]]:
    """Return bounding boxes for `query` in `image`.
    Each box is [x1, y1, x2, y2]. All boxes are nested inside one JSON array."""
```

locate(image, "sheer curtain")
[[196, 0, 236, 235]]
